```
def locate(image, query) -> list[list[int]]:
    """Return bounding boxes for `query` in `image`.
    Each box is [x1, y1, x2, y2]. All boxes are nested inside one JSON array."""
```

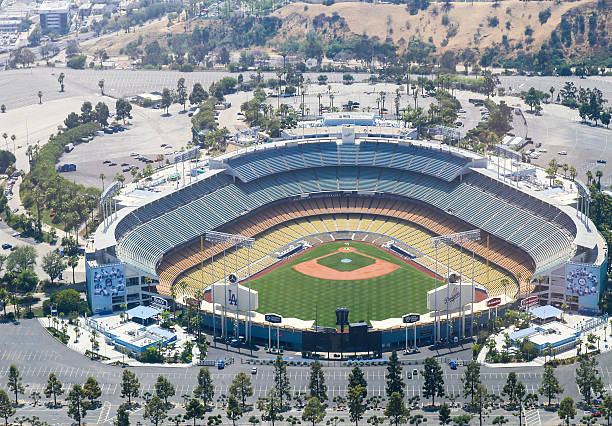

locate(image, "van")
[[64, 143, 74, 153]]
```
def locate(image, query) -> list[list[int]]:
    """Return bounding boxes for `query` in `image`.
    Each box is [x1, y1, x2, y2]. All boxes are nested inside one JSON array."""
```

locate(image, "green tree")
[[273, 355, 291, 409], [385, 392, 409, 426], [439, 403, 451, 425], [422, 357, 444, 406], [67, 255, 79, 285], [523, 87, 542, 112], [576, 356, 605, 406], [44, 373, 64, 406], [472, 384, 495, 426], [538, 366, 563, 406], [230, 372, 254, 410], [155, 375, 176, 406], [0, 389, 15, 426], [177, 78, 188, 111], [492, 416, 508, 425], [258, 387, 282, 426], [41, 250, 65, 286], [558, 396, 576, 426], [226, 394, 243, 426], [452, 414, 472, 425], [386, 350, 404, 398], [482, 72, 499, 98], [161, 88, 173, 114], [462, 361, 481, 405], [114, 404, 130, 426], [144, 395, 167, 426], [193, 367, 214, 407], [309, 360, 328, 402], [303, 396, 326, 426], [6, 245, 37, 274], [185, 398, 205, 426], [115, 99, 132, 124], [58, 72, 65, 92], [120, 370, 140, 406], [189, 83, 208, 106], [95, 102, 110, 127], [67, 384, 90, 426], [599, 394, 612, 426], [348, 366, 367, 399], [7, 365, 24, 405], [15, 270, 38, 294], [83, 376, 101, 407], [501, 372, 518, 407], [347, 385, 365, 426]]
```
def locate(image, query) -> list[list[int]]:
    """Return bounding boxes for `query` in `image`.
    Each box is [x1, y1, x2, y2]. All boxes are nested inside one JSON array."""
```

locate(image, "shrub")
[[67, 55, 86, 69], [538, 8, 551, 24], [180, 62, 194, 72], [487, 16, 499, 27]]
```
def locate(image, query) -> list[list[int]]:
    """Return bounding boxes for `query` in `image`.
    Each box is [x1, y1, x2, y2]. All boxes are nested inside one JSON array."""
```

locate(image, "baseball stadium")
[[90, 123, 608, 353]]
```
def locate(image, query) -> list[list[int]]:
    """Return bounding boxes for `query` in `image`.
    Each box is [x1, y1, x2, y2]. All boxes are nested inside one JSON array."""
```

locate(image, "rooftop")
[[530, 305, 563, 320]]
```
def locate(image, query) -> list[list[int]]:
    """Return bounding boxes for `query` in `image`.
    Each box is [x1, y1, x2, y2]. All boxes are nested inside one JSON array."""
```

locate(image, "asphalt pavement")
[[1, 319, 611, 425]]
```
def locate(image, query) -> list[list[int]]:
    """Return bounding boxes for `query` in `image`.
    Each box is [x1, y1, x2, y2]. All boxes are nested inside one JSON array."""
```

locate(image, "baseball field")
[[250, 241, 436, 327]]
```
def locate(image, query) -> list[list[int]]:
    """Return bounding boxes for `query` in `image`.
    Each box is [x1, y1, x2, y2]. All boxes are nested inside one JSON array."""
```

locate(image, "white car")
[[538, 148, 547, 153], [558, 151, 567, 155], [130, 152, 139, 157]]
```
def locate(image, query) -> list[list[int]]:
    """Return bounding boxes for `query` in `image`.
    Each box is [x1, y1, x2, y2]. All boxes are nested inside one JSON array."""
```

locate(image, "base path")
[[293, 247, 399, 280]]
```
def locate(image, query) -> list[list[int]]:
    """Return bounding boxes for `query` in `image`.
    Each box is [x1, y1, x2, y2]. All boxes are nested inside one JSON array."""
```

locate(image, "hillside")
[[271, 0, 607, 62]]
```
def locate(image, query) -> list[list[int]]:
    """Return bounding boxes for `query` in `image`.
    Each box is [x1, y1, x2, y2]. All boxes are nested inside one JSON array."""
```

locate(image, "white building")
[[38, 1, 71, 32]]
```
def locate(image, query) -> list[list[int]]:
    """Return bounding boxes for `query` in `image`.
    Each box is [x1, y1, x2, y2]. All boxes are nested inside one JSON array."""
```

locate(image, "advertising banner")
[[89, 263, 125, 312], [565, 263, 602, 310]]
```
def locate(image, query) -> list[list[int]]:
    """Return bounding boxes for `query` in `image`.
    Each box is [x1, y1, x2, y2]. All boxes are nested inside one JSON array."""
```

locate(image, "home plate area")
[[292, 246, 399, 280]]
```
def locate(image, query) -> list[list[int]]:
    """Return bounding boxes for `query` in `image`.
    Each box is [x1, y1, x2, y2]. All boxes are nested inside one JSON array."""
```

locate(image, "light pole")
[[430, 230, 481, 343]]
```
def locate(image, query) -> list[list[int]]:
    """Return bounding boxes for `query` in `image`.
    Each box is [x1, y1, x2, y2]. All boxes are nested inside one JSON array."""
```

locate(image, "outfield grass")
[[316, 251, 375, 272], [251, 242, 435, 327]]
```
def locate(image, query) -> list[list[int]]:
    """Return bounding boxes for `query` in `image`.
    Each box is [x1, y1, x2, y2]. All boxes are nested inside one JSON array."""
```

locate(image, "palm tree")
[[595, 170, 603, 189], [569, 166, 577, 181], [329, 94, 334, 110], [586, 170, 593, 185], [549, 86, 555, 103], [562, 163, 568, 177], [2, 133, 7, 150], [38, 91, 43, 104], [10, 134, 16, 154], [98, 79, 105, 95], [58, 72, 65, 92], [99, 173, 106, 190], [317, 93, 322, 115]]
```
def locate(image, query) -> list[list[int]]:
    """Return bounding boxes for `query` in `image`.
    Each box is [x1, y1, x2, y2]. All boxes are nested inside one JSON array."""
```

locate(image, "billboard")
[[565, 263, 602, 310], [88, 263, 125, 313], [211, 283, 259, 312], [427, 282, 475, 313]]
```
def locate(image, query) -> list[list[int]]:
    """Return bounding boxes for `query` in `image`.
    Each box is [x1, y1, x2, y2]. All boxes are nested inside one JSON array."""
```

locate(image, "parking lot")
[[59, 103, 193, 188], [2, 319, 612, 424]]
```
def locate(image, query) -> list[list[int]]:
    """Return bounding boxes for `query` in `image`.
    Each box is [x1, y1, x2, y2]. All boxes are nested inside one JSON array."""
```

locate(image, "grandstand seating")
[[224, 141, 469, 183], [115, 144, 574, 285], [156, 196, 530, 298]]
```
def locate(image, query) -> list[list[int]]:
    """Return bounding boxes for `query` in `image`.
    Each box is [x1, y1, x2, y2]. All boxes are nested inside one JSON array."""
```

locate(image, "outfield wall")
[[196, 306, 508, 353]]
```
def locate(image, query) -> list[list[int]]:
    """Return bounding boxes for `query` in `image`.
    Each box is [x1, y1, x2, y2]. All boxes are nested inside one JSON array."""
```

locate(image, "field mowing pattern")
[[251, 242, 434, 327]]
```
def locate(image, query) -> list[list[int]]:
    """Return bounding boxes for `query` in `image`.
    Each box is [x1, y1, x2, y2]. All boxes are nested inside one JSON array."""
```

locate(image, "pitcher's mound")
[[293, 247, 399, 280]]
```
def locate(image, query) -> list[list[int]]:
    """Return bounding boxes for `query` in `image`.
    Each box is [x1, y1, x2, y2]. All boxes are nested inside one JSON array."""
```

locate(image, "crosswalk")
[[524, 408, 542, 425]]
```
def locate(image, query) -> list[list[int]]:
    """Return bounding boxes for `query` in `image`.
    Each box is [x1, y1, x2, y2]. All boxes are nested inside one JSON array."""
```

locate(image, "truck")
[[64, 143, 74, 153]]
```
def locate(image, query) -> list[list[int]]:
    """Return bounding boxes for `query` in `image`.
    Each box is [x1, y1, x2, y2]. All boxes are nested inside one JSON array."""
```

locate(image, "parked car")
[[558, 151, 567, 155], [2, 243, 12, 250]]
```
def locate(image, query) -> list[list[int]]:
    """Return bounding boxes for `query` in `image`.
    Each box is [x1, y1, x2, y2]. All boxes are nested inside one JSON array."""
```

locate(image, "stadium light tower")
[[430, 229, 480, 343], [201, 231, 255, 353]]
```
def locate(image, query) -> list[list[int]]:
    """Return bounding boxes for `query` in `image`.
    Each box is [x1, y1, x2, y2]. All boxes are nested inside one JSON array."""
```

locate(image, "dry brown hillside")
[[271, 0, 599, 55]]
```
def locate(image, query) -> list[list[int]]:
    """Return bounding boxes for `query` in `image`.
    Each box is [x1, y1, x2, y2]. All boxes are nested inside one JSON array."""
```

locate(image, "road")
[[1, 319, 611, 425]]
